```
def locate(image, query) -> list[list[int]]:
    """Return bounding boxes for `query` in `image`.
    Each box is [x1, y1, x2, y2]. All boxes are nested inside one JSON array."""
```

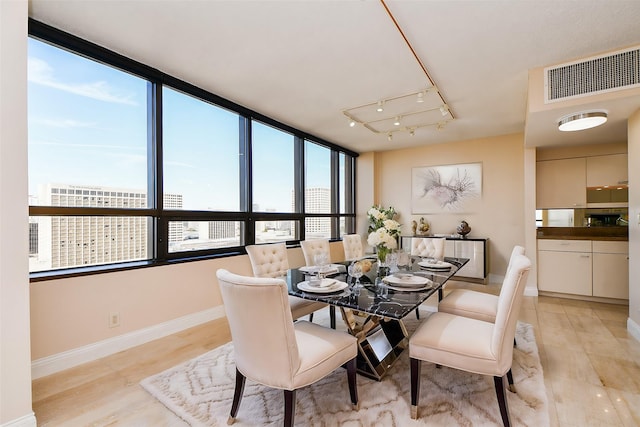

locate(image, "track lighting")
[[440, 104, 449, 116], [393, 116, 401, 126], [376, 101, 384, 112], [416, 92, 424, 103], [409, 128, 415, 136], [387, 132, 393, 141], [349, 120, 356, 128]]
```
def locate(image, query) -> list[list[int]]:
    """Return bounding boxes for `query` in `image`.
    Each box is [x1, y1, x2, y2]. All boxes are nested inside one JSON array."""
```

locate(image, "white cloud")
[[28, 57, 137, 106]]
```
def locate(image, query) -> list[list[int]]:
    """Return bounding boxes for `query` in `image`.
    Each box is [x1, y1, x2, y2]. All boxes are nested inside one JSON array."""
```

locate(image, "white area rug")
[[141, 309, 549, 426]]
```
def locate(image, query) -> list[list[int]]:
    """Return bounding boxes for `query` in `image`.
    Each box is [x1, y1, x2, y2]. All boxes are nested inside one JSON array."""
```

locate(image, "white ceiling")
[[29, 0, 640, 153]]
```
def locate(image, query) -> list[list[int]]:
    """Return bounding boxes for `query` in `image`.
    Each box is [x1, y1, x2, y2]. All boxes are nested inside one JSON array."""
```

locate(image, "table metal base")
[[340, 308, 409, 381]]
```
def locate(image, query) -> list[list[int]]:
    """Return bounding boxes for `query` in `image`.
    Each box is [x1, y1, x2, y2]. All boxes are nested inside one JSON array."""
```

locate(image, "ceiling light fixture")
[[416, 92, 424, 103], [440, 104, 449, 116], [387, 132, 393, 141], [376, 101, 384, 112], [349, 120, 356, 128], [394, 116, 401, 126], [409, 128, 415, 136], [558, 111, 608, 131]]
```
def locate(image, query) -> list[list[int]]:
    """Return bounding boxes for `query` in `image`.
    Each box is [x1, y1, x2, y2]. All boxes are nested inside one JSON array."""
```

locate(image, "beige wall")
[[361, 133, 526, 279], [628, 109, 640, 332], [0, 0, 35, 425], [29, 242, 343, 361]]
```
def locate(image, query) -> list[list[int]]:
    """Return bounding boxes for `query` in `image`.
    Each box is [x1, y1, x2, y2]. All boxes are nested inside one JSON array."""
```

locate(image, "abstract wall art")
[[411, 162, 482, 213]]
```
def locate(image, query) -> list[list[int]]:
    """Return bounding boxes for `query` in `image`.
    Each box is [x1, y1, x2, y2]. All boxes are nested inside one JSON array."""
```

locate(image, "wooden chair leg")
[[506, 368, 516, 393], [228, 368, 246, 425], [346, 357, 359, 409], [284, 389, 296, 427], [494, 375, 512, 427], [330, 306, 336, 329], [410, 358, 422, 419]]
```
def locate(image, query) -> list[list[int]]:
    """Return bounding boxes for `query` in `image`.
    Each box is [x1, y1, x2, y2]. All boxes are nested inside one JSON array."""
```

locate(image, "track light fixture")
[[341, 87, 454, 139]]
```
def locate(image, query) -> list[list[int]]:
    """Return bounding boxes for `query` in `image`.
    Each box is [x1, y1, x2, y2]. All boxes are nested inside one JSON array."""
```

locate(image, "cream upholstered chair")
[[300, 238, 331, 266], [410, 237, 446, 259], [217, 269, 358, 427], [245, 243, 327, 321], [438, 246, 526, 323], [342, 234, 364, 261], [409, 254, 531, 426]]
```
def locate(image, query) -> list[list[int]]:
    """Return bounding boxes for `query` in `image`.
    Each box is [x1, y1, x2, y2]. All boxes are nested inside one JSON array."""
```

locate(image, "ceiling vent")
[[544, 46, 640, 103]]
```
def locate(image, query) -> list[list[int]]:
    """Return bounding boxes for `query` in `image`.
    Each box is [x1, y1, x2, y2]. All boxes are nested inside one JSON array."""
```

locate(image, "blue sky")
[[28, 38, 334, 212]]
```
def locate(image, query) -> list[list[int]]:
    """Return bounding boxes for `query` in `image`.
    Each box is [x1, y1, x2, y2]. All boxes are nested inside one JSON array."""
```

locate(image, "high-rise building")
[[302, 187, 331, 237], [30, 184, 182, 271]]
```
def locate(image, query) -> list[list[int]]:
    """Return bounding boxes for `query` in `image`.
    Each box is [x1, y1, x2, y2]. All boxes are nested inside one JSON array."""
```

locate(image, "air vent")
[[545, 46, 640, 103]]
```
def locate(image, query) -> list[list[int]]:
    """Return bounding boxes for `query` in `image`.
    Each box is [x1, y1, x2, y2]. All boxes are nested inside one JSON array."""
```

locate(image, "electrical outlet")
[[108, 312, 120, 328]]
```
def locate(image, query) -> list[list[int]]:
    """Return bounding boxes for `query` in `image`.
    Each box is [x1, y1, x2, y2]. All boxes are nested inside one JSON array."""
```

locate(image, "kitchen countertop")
[[537, 226, 628, 241]]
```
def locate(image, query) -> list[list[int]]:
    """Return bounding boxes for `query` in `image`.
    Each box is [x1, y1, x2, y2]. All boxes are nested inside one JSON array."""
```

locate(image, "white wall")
[[0, 0, 36, 425]]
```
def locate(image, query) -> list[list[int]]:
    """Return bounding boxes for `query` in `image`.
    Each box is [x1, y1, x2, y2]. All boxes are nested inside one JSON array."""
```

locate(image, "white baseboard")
[[31, 306, 226, 379], [628, 317, 640, 343], [1, 413, 37, 427], [524, 285, 539, 297]]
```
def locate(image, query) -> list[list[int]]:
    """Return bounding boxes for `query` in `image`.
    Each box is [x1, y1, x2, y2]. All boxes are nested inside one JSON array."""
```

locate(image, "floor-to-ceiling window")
[[28, 19, 357, 278]]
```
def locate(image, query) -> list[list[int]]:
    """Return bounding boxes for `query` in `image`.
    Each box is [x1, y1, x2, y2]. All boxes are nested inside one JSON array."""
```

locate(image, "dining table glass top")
[[287, 256, 469, 320]]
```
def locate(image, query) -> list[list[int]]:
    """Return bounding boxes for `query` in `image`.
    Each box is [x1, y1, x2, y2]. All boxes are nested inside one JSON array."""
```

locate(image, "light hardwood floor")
[[32, 283, 640, 426]]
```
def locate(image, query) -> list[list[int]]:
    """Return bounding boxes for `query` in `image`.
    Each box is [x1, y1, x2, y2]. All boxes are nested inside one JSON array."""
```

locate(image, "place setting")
[[296, 277, 349, 293], [417, 257, 454, 271], [381, 272, 433, 291]]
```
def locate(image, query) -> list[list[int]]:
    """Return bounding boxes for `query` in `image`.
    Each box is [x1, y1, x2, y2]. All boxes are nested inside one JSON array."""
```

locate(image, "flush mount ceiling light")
[[558, 111, 608, 132]]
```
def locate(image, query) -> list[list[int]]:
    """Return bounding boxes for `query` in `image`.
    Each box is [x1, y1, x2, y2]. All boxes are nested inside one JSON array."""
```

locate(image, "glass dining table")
[[286, 256, 468, 380]]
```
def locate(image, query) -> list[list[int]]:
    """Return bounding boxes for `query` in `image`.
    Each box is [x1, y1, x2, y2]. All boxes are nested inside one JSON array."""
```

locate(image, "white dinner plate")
[[297, 280, 348, 293], [298, 264, 341, 275], [386, 283, 433, 292], [418, 260, 453, 270], [382, 274, 431, 287]]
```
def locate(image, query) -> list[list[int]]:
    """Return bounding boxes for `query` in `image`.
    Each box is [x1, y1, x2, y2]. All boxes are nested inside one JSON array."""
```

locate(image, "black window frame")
[[28, 19, 357, 281]]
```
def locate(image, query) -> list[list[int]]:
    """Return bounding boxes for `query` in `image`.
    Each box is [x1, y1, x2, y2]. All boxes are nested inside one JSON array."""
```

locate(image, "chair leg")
[[284, 389, 296, 427], [514, 337, 517, 347], [415, 307, 420, 319], [228, 368, 246, 425], [330, 306, 336, 329], [410, 357, 422, 419], [507, 369, 516, 393], [308, 313, 314, 322], [346, 357, 359, 410], [493, 375, 512, 427]]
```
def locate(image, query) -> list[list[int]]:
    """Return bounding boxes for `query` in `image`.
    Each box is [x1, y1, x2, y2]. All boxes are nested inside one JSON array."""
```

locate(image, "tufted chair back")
[[342, 234, 363, 261], [410, 237, 446, 259], [217, 269, 300, 388], [246, 242, 290, 278], [300, 239, 331, 266], [491, 254, 531, 373]]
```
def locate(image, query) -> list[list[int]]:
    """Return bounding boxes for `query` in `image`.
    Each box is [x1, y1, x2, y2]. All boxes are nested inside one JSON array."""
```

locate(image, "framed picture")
[[411, 162, 482, 213]]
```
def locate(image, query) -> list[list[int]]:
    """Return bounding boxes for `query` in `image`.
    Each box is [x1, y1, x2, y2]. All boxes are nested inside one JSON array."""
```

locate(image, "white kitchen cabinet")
[[537, 240, 592, 295], [536, 158, 586, 209], [586, 154, 628, 187], [592, 241, 629, 299]]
